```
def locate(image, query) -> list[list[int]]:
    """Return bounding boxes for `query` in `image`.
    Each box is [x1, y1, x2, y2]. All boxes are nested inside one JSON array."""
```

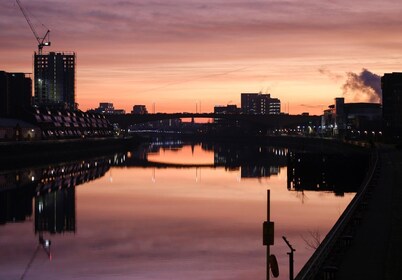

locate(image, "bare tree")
[[300, 230, 322, 250]]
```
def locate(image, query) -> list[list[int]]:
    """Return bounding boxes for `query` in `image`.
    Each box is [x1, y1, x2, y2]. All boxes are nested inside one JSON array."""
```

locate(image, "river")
[[0, 141, 368, 280]]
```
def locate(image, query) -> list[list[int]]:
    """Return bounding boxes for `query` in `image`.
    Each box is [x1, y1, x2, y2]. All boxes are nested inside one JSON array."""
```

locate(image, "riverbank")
[[136, 132, 371, 154], [0, 136, 141, 170], [0, 134, 370, 172]]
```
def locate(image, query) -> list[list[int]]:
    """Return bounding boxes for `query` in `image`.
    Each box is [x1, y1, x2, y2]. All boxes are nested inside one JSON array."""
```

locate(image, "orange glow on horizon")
[[147, 145, 214, 165], [1, 0, 401, 115]]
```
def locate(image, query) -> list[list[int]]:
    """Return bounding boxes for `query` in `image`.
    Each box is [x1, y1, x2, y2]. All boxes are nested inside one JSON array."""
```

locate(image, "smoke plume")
[[318, 67, 343, 82], [342, 69, 381, 103]]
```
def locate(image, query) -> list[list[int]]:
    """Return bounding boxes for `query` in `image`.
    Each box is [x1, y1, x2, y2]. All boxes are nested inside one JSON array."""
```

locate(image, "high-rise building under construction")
[[34, 51, 76, 110]]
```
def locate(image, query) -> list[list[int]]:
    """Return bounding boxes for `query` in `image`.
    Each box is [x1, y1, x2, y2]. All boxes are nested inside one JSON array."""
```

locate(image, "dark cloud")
[[342, 68, 381, 103]]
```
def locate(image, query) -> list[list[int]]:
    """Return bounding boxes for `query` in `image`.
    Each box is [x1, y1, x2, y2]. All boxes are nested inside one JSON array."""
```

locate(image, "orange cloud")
[[2, 0, 402, 114]]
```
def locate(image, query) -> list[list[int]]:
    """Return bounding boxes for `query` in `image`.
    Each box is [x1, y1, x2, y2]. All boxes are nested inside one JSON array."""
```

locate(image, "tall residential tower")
[[34, 52, 76, 110]]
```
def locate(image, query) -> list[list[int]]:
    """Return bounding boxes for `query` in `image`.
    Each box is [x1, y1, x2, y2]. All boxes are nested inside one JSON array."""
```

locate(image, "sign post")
[[263, 190, 277, 279]]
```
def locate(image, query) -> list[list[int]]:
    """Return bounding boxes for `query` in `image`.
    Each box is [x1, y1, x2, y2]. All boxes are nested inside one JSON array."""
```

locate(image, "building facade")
[[241, 93, 280, 115], [321, 97, 382, 138], [27, 107, 114, 139], [97, 103, 115, 114], [381, 72, 402, 142], [214, 104, 240, 115], [213, 104, 241, 125], [132, 105, 148, 115], [91, 103, 126, 115], [0, 71, 32, 118], [34, 52, 76, 110]]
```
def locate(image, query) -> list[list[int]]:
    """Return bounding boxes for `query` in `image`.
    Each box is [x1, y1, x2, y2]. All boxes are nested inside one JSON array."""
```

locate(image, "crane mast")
[[16, 0, 51, 54]]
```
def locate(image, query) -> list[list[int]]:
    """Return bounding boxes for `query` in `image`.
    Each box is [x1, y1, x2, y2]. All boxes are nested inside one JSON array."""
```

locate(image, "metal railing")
[[295, 149, 379, 279]]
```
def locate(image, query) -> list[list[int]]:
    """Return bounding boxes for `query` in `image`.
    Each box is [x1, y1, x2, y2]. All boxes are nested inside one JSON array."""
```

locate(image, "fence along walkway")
[[295, 149, 380, 280]]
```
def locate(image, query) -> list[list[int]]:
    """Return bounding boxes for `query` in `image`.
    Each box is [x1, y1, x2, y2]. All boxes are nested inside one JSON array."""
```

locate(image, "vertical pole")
[[267, 189, 270, 280], [282, 236, 295, 280], [267, 190, 270, 222], [264, 190, 275, 279], [289, 251, 294, 280]]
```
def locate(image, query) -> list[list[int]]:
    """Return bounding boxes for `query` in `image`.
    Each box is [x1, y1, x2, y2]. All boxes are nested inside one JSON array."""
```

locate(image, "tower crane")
[[16, 0, 51, 54]]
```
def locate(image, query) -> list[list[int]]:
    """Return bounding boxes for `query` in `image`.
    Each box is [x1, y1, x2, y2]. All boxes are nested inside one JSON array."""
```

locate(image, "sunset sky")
[[1, 0, 402, 114]]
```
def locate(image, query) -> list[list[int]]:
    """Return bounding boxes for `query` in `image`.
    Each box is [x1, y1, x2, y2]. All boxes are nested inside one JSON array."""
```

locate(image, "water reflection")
[[35, 188, 76, 234], [0, 142, 368, 280], [0, 144, 367, 234], [121, 142, 288, 179], [0, 155, 113, 228], [0, 185, 33, 225], [287, 151, 369, 196]]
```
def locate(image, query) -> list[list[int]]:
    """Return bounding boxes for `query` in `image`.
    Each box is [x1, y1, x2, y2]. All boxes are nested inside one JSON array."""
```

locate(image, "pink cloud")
[[2, 0, 402, 113]]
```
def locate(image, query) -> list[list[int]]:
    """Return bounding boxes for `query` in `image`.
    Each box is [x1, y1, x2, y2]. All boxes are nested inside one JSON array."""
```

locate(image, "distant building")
[[334, 97, 346, 130], [132, 105, 148, 114], [381, 72, 402, 141], [129, 118, 182, 132], [0, 71, 32, 118], [34, 52, 76, 110], [241, 93, 280, 115], [214, 104, 240, 115], [322, 98, 381, 137], [112, 109, 126, 115], [0, 118, 40, 140], [91, 103, 125, 115], [213, 105, 241, 124], [25, 107, 114, 139], [98, 103, 115, 114]]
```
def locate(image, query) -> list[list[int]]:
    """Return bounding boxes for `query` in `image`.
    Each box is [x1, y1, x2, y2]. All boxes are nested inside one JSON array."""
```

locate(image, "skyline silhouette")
[[1, 0, 401, 114]]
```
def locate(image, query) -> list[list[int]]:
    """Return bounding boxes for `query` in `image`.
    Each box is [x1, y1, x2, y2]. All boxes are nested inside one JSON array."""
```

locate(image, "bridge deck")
[[105, 113, 320, 128]]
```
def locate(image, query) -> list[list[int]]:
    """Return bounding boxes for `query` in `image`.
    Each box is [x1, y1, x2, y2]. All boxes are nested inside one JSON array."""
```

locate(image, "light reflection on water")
[[0, 143, 363, 280]]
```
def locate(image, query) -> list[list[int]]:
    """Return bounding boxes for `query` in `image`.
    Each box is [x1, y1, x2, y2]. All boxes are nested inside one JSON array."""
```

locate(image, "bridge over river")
[[105, 112, 320, 129]]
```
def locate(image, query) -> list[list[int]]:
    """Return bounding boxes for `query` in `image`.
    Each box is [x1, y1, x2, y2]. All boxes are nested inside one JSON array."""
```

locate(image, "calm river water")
[[0, 142, 367, 280]]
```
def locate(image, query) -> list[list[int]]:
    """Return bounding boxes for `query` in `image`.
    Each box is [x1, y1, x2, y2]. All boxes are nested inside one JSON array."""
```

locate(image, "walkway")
[[336, 148, 402, 279]]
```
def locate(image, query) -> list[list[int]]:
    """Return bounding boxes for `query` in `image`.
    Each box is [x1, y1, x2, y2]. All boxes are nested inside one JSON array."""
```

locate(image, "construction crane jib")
[[16, 0, 51, 54]]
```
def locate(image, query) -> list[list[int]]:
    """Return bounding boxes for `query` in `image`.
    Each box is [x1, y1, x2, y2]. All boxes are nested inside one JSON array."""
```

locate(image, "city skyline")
[[1, 0, 402, 115]]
